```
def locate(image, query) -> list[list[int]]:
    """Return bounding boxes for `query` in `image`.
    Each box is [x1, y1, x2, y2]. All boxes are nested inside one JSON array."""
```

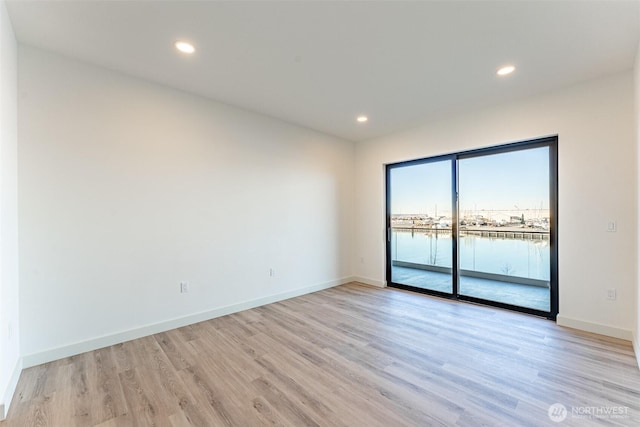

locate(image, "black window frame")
[[385, 135, 559, 320]]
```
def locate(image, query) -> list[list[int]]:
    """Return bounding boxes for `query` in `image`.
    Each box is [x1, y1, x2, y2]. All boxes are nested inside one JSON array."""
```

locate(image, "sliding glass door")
[[458, 146, 552, 312], [388, 158, 454, 295], [386, 137, 558, 319]]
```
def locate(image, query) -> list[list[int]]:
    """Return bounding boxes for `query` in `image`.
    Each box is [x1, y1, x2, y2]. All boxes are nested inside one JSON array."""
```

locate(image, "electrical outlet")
[[607, 289, 617, 300], [180, 282, 189, 293], [606, 221, 617, 232], [269, 268, 275, 277]]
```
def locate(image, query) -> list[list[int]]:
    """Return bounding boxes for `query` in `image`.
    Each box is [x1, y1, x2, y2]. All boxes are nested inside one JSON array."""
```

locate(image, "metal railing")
[[391, 260, 549, 288]]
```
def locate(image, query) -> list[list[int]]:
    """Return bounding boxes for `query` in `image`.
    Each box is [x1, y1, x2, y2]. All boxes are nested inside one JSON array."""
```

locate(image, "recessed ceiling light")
[[357, 116, 368, 123], [497, 65, 515, 76], [175, 41, 195, 54]]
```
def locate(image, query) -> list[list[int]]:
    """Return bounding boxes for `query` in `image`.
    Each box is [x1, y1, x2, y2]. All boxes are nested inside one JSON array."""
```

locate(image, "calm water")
[[391, 230, 550, 280]]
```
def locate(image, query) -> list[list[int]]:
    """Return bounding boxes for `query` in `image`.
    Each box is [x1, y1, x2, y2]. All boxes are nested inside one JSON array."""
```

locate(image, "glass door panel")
[[457, 147, 551, 311], [389, 159, 453, 294]]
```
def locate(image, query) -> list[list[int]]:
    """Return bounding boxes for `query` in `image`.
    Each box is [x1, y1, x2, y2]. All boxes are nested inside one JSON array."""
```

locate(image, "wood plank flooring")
[[2, 282, 640, 426]]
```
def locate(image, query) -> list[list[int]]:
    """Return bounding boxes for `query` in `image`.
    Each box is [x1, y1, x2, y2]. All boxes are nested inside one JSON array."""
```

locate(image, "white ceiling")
[[6, 0, 640, 142]]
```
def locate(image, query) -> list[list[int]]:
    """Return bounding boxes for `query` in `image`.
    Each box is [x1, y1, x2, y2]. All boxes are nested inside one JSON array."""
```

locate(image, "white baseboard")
[[22, 277, 351, 369], [556, 315, 634, 341], [352, 276, 385, 288], [0, 357, 23, 421]]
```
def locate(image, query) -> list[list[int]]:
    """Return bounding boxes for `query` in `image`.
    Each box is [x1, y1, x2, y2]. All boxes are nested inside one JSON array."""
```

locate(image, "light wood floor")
[[2, 283, 640, 426]]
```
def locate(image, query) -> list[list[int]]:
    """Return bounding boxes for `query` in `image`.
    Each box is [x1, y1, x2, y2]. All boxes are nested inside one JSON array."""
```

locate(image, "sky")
[[390, 146, 549, 216]]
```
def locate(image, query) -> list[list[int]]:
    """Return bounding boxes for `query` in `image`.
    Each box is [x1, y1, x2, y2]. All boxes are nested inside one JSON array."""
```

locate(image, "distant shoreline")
[[392, 225, 550, 234]]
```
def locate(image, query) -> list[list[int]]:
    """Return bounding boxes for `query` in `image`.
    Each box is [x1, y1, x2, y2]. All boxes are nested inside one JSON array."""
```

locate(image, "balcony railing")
[[392, 260, 549, 288]]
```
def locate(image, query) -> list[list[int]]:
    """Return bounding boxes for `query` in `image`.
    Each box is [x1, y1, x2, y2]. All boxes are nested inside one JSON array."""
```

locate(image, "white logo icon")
[[548, 403, 568, 422]]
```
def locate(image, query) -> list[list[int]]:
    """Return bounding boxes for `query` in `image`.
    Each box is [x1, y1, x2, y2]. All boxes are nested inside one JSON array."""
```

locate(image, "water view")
[[391, 230, 550, 281]]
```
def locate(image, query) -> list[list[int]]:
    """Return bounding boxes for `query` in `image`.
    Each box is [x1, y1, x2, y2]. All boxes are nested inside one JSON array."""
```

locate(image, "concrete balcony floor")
[[391, 266, 550, 312]]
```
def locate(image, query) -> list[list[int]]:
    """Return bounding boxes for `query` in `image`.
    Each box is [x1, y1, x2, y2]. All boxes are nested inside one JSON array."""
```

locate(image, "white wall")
[[354, 71, 637, 339], [0, 0, 20, 419], [18, 46, 355, 364], [635, 39, 640, 367]]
